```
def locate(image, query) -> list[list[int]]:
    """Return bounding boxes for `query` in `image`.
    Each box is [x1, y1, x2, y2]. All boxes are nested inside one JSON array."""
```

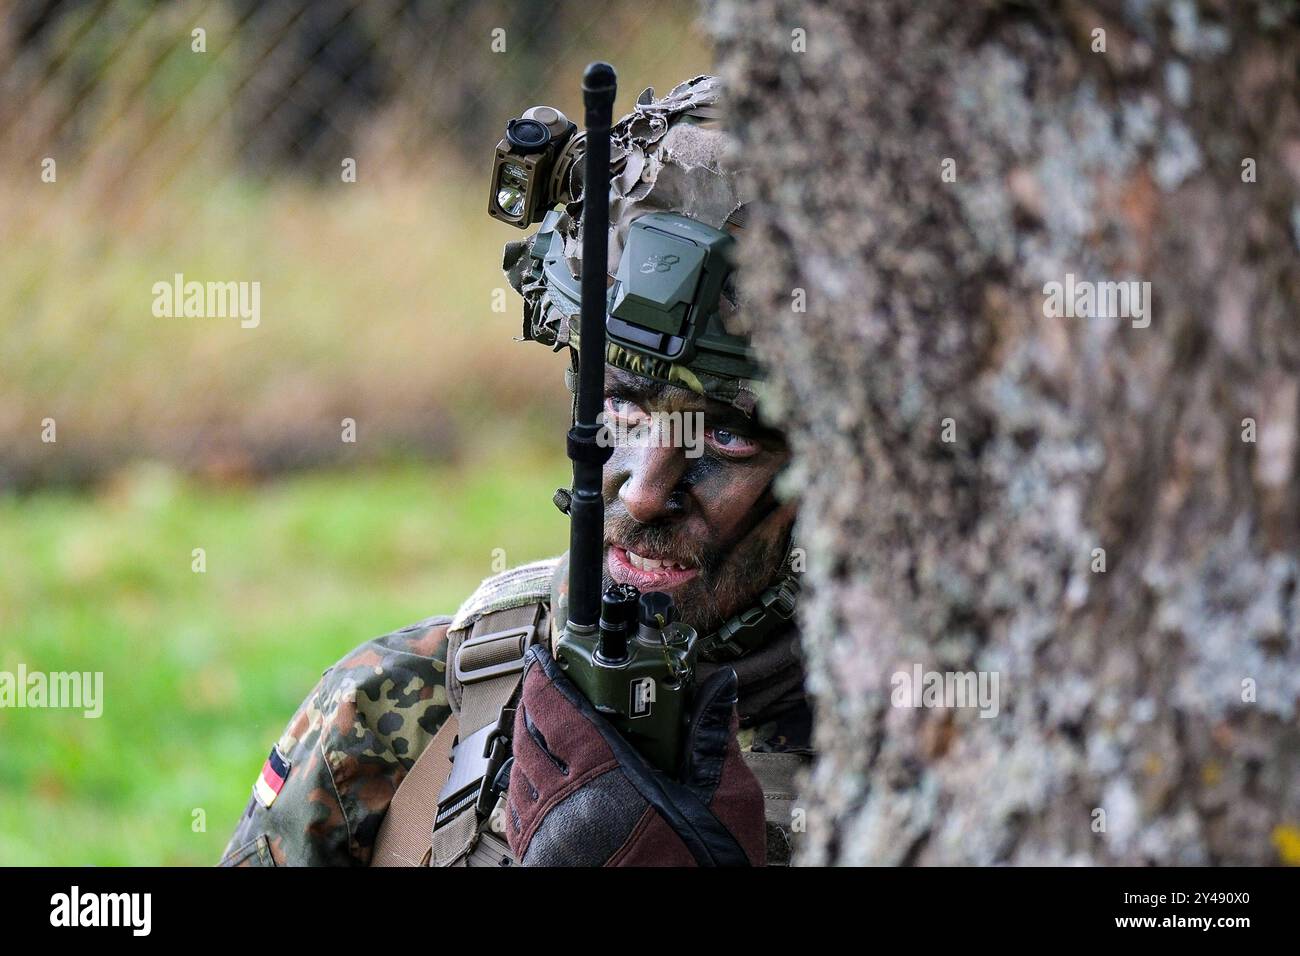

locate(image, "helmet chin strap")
[[695, 465, 800, 657], [698, 532, 801, 663]]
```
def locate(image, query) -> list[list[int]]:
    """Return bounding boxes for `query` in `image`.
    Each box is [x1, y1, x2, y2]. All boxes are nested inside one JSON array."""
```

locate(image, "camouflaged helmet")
[[501, 75, 760, 414]]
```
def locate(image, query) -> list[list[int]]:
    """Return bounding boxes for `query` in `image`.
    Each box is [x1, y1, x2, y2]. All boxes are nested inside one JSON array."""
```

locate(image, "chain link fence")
[[0, 0, 711, 488], [2, 0, 705, 192]]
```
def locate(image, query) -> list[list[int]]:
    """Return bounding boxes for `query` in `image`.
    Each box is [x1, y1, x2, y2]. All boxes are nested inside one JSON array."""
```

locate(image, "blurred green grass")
[[0, 449, 568, 865]]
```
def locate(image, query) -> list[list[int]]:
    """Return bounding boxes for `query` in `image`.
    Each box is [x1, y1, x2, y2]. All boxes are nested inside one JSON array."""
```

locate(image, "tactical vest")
[[371, 560, 807, 867]]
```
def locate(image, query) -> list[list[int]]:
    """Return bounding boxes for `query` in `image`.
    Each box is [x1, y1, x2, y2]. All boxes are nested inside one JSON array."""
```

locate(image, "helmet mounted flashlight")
[[488, 106, 584, 228]]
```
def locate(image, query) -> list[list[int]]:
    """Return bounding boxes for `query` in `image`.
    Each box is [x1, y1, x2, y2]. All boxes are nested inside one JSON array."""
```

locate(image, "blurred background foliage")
[[0, 0, 712, 864]]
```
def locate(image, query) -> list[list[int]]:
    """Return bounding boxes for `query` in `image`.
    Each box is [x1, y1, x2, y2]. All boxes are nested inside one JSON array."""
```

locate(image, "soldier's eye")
[[705, 427, 759, 458], [603, 396, 647, 424], [602, 397, 651, 445]]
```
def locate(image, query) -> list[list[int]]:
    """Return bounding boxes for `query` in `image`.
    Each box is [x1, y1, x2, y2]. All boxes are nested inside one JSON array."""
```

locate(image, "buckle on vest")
[[433, 705, 516, 830], [763, 575, 798, 619], [434, 620, 537, 831], [453, 624, 536, 685]]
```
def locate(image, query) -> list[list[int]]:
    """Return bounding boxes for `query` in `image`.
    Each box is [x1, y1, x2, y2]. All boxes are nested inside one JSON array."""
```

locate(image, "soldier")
[[220, 75, 809, 867]]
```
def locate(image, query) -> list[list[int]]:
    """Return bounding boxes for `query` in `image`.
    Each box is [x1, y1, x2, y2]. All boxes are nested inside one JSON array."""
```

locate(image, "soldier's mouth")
[[607, 545, 700, 590]]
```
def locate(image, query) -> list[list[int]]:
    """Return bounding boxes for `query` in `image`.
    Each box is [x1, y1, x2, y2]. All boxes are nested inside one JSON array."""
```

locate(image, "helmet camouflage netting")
[[501, 75, 761, 414]]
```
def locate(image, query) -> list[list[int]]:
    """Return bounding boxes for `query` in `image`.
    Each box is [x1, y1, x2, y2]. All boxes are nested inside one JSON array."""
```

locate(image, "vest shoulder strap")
[[370, 596, 547, 867], [370, 712, 458, 866], [445, 559, 559, 715]]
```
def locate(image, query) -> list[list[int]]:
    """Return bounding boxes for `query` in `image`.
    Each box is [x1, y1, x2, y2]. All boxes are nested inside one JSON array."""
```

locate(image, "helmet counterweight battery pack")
[[607, 212, 735, 365], [528, 208, 756, 380]]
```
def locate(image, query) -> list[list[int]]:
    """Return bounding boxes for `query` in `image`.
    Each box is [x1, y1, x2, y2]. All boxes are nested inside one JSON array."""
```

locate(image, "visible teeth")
[[626, 549, 685, 572], [628, 550, 662, 570]]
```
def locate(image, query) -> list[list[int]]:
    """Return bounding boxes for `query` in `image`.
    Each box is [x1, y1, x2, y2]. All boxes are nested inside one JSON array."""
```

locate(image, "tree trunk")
[[708, 0, 1300, 864]]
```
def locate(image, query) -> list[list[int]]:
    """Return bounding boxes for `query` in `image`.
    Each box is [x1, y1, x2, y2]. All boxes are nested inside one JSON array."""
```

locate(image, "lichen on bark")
[[708, 0, 1300, 864]]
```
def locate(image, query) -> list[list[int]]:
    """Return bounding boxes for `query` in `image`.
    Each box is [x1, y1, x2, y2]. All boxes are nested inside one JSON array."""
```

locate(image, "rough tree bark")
[[709, 0, 1300, 864]]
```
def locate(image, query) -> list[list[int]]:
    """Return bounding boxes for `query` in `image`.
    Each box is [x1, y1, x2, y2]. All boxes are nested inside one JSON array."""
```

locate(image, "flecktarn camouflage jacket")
[[220, 557, 810, 866]]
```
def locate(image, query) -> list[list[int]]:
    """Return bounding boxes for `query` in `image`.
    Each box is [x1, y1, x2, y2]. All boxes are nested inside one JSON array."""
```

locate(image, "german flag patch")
[[253, 744, 291, 809]]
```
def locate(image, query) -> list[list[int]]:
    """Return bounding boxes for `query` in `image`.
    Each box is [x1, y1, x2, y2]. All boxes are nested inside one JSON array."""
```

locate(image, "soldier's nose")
[[618, 445, 687, 525]]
